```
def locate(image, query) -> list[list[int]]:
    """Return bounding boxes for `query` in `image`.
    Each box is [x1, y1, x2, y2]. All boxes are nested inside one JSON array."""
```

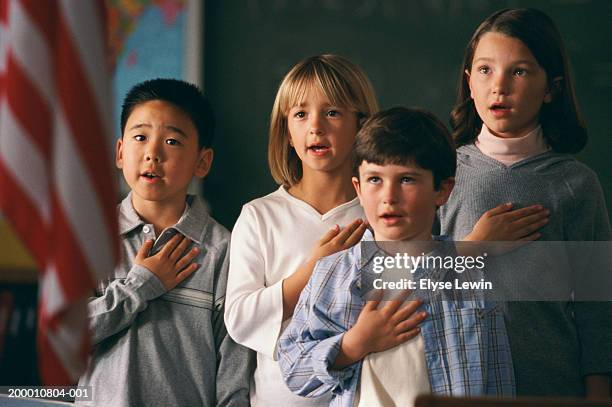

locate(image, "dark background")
[[203, 0, 612, 229]]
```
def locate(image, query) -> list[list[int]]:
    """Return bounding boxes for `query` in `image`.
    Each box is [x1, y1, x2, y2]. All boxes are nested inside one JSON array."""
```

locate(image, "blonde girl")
[[225, 54, 376, 406]]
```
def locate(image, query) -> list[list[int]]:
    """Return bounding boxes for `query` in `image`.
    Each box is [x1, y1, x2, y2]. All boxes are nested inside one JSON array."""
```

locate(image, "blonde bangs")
[[277, 72, 316, 118], [277, 56, 376, 117]]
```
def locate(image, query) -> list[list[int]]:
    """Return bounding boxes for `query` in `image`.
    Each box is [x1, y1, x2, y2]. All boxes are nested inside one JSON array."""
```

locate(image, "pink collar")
[[475, 125, 549, 166]]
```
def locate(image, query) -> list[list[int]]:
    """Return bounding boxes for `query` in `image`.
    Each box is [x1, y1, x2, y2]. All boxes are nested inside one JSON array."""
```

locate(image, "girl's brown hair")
[[268, 54, 379, 186], [450, 8, 587, 153]]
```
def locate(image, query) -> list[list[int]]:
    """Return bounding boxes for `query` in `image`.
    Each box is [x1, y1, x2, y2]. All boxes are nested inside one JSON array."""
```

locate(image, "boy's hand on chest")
[[134, 233, 201, 290]]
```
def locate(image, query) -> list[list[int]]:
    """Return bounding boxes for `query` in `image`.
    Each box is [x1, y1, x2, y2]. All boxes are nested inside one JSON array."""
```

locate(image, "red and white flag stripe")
[[0, 0, 118, 384]]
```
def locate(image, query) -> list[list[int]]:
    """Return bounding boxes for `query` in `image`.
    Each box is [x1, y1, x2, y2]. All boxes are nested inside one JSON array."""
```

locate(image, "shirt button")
[[143, 226, 151, 233]]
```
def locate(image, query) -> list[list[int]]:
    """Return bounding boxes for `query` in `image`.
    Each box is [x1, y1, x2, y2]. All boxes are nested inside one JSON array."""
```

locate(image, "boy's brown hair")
[[353, 107, 456, 189]]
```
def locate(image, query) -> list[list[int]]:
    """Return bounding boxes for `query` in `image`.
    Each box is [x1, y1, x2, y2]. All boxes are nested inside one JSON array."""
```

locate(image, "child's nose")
[[309, 113, 324, 135], [382, 184, 399, 204], [145, 147, 161, 162], [492, 72, 510, 95]]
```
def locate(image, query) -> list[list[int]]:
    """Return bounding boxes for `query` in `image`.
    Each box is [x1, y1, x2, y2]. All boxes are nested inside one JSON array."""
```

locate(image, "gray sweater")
[[78, 194, 253, 406], [439, 144, 612, 397]]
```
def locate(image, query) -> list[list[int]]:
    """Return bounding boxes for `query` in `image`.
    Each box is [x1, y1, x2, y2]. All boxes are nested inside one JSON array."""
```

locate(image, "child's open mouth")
[[308, 145, 331, 155], [380, 213, 402, 225], [141, 172, 161, 183], [489, 103, 512, 117]]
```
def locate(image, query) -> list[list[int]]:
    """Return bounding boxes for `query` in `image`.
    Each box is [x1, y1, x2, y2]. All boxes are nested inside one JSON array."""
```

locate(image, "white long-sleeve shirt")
[[225, 186, 364, 406]]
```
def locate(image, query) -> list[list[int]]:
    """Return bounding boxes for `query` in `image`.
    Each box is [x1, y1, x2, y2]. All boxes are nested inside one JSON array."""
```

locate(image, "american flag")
[[0, 0, 118, 385]]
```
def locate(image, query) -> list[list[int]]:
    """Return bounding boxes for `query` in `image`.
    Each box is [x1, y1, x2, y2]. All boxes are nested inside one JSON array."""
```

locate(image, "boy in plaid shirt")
[[277, 107, 514, 407]]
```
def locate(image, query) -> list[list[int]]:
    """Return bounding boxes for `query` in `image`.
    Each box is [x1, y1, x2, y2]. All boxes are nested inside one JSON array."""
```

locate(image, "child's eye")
[[400, 176, 415, 184], [367, 176, 381, 184], [326, 110, 341, 117], [165, 139, 180, 146], [293, 111, 306, 119], [133, 135, 145, 141], [513, 68, 527, 77], [477, 66, 491, 75]]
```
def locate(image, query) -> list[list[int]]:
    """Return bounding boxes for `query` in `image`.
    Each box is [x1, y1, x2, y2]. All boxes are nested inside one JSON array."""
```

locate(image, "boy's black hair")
[[120, 78, 214, 148], [353, 107, 456, 189]]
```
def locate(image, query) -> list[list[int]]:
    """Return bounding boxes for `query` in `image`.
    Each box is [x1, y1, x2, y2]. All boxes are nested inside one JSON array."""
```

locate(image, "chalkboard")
[[204, 0, 612, 229]]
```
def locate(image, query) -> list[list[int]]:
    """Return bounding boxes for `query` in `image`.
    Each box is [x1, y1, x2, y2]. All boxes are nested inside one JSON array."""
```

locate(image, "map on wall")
[[107, 0, 194, 136]]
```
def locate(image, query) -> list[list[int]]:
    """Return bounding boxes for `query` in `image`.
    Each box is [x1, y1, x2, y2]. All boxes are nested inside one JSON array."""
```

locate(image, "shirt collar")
[[118, 192, 144, 236], [475, 124, 549, 166], [117, 192, 209, 244], [173, 195, 209, 245], [356, 228, 382, 268]]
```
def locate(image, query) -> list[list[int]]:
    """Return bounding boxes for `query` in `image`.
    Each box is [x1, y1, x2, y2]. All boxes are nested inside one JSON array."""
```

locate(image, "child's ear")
[[544, 76, 563, 103], [115, 137, 124, 169], [434, 177, 455, 207], [351, 176, 362, 200], [465, 69, 473, 99], [194, 148, 214, 178]]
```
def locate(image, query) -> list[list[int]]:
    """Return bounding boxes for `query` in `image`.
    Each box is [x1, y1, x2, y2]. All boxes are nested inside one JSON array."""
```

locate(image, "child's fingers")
[[333, 219, 364, 243], [135, 239, 154, 261], [519, 232, 542, 242], [159, 233, 183, 257], [174, 247, 200, 270], [391, 299, 423, 324], [364, 288, 384, 310], [512, 212, 549, 230], [503, 205, 546, 222], [380, 298, 406, 316], [394, 311, 427, 334], [396, 327, 421, 343], [317, 224, 340, 245], [515, 219, 548, 239], [343, 221, 368, 247], [175, 262, 199, 285], [363, 300, 380, 311], [170, 235, 192, 262], [393, 288, 413, 303], [484, 203, 513, 217]]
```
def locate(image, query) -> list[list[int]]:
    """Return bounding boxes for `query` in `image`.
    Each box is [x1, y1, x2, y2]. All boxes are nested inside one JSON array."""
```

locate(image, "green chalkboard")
[[204, 0, 612, 229]]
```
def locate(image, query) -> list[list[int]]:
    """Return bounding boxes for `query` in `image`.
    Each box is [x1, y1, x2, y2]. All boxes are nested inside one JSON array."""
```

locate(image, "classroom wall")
[[203, 0, 612, 230]]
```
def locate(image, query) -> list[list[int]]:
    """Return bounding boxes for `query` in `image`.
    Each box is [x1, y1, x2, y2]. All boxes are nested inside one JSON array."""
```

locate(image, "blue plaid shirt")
[[277, 231, 515, 406]]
